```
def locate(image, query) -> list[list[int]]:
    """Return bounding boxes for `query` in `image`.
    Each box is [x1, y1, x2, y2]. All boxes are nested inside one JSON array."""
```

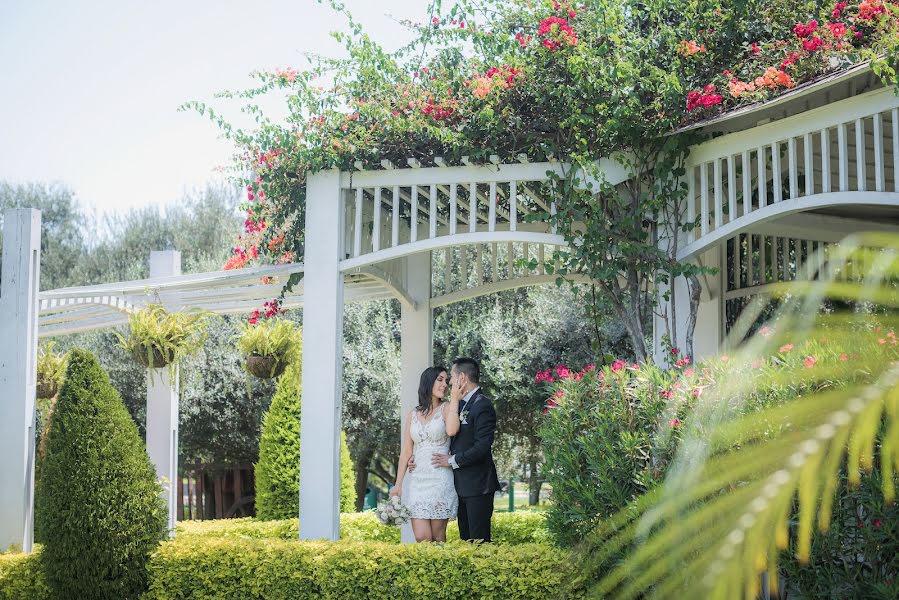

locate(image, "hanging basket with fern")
[[116, 305, 209, 373], [238, 318, 301, 380], [36, 342, 67, 400]]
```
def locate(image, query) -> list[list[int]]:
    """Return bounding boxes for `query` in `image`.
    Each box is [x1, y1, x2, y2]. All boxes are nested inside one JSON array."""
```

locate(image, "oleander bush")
[[33, 349, 167, 599], [176, 510, 551, 545], [255, 365, 356, 519]]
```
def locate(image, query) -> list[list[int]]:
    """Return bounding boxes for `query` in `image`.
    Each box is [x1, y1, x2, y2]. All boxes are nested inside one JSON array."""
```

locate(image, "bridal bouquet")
[[375, 495, 411, 527]]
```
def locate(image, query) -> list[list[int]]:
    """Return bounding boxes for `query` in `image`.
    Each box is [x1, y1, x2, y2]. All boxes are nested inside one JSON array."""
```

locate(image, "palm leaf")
[[580, 234, 899, 599]]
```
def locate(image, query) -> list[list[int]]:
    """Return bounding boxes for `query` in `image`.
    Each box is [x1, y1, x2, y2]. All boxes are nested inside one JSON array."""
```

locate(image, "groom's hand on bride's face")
[[431, 452, 450, 468]]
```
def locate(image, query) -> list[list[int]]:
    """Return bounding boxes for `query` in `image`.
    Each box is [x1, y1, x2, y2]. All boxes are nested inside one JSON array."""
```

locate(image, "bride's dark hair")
[[416, 366, 446, 415]]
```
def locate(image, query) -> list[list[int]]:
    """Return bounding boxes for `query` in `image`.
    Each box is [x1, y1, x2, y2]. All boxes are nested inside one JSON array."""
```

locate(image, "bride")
[[390, 366, 460, 542]]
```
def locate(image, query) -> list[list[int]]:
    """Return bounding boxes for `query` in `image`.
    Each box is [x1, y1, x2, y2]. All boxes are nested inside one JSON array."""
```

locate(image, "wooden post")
[[0, 209, 41, 553]]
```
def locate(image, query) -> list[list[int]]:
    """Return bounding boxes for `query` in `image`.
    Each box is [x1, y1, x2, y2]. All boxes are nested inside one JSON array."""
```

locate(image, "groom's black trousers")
[[457, 493, 494, 542]]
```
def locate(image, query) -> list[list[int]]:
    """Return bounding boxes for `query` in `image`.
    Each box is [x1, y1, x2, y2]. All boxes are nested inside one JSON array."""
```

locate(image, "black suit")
[[449, 389, 501, 542]]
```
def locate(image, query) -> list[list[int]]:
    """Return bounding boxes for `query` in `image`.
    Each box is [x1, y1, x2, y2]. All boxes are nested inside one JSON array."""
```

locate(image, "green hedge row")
[[1, 538, 578, 600], [176, 510, 552, 545]]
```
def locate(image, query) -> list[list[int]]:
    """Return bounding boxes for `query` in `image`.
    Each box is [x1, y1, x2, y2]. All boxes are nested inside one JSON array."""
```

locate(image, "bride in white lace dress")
[[391, 367, 460, 542]]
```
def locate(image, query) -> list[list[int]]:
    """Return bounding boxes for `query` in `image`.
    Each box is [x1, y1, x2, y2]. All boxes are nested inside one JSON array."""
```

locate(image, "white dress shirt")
[[449, 386, 479, 469]]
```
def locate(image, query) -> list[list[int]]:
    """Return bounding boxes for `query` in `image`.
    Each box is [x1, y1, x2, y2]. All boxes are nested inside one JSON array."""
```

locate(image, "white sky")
[[0, 0, 427, 214]]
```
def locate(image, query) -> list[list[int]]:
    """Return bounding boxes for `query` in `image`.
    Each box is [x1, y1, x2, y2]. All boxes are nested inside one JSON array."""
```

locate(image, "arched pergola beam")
[[678, 192, 899, 261], [430, 273, 592, 308]]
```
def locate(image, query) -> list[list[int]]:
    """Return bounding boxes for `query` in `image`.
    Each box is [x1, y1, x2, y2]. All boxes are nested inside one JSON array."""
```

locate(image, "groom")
[[431, 357, 501, 542]]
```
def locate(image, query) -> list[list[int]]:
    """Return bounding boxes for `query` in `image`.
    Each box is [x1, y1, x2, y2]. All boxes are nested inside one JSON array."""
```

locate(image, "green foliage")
[[176, 511, 551, 546], [34, 349, 166, 599], [255, 365, 356, 519], [36, 342, 66, 391], [116, 304, 209, 370], [577, 238, 899, 599], [540, 362, 676, 545], [237, 318, 301, 377], [144, 537, 579, 600], [0, 549, 48, 600]]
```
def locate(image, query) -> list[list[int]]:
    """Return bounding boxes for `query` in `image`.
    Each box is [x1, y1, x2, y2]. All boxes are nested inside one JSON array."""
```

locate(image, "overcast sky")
[[0, 0, 426, 214]]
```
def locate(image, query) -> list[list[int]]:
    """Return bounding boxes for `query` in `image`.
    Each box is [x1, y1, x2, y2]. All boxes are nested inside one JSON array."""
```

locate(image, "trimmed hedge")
[[145, 538, 579, 600], [1, 531, 572, 600], [176, 511, 552, 545], [255, 365, 356, 519]]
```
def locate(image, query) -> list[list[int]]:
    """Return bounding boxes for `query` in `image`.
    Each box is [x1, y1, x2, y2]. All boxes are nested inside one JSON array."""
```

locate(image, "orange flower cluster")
[[728, 79, 757, 97], [754, 67, 795, 91], [677, 40, 706, 57]]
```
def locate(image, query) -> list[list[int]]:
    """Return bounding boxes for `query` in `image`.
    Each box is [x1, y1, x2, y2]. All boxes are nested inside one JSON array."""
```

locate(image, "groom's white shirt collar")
[[449, 386, 480, 470]]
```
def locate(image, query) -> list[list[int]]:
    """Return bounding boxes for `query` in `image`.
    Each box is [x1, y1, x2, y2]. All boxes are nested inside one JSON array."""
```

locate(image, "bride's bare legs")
[[411, 518, 434, 542], [429, 519, 449, 542]]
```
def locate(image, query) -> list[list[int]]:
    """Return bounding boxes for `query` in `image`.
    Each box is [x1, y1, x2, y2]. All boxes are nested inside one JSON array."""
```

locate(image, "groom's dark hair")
[[453, 357, 480, 384]]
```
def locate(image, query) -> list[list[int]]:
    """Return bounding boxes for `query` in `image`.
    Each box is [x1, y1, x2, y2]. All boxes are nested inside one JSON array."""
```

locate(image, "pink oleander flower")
[[610, 359, 627, 372], [779, 343, 795, 353], [804, 356, 817, 368], [670, 418, 681, 427]]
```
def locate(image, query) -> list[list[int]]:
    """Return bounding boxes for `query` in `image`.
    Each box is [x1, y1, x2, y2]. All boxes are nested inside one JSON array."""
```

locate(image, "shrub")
[[0, 550, 48, 600], [145, 537, 581, 600], [34, 349, 167, 599], [176, 511, 551, 545], [255, 366, 356, 519], [539, 362, 676, 545]]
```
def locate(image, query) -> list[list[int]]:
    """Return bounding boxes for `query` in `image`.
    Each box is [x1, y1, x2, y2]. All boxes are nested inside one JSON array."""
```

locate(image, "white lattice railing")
[[681, 86, 899, 261]]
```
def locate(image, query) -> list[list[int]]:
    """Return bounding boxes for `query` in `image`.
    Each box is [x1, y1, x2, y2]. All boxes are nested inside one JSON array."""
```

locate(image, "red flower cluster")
[[802, 36, 825, 52], [248, 299, 284, 325], [793, 19, 818, 38], [832, 1, 848, 18], [538, 16, 578, 51], [514, 31, 532, 47], [674, 356, 691, 368], [420, 95, 457, 121], [686, 85, 723, 111], [858, 0, 888, 20]]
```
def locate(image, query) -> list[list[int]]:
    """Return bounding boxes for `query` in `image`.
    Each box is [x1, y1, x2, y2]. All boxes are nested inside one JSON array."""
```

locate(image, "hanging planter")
[[116, 305, 209, 375], [237, 318, 301, 380], [36, 342, 67, 400]]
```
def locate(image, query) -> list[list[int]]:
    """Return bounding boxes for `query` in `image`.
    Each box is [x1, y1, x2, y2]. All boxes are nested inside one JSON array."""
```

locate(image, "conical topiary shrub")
[[255, 363, 356, 520], [34, 348, 166, 600]]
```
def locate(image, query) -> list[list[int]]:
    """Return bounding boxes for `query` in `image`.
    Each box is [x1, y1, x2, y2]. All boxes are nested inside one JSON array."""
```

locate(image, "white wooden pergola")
[[1, 156, 625, 549], [4, 62, 897, 552]]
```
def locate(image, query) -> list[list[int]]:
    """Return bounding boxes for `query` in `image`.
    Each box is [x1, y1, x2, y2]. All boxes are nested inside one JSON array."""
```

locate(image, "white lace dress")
[[403, 406, 458, 520]]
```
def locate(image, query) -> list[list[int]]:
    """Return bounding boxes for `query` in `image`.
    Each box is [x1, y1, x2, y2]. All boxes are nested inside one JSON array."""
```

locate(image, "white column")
[[146, 250, 181, 536], [399, 252, 433, 543], [299, 170, 346, 540], [0, 208, 41, 553]]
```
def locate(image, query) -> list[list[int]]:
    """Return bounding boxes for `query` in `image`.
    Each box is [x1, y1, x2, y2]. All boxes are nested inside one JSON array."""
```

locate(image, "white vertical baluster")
[[700, 162, 709, 237], [856, 118, 867, 191], [488, 181, 497, 232], [757, 146, 768, 208], [392, 186, 400, 247], [727, 155, 736, 224], [771, 142, 782, 203], [741, 151, 751, 217], [821, 128, 831, 193], [444, 248, 452, 293], [687, 166, 696, 242], [492, 243, 499, 283], [509, 181, 518, 232], [353, 187, 363, 257], [410, 185, 419, 242], [449, 184, 458, 236], [804, 133, 814, 196], [469, 183, 477, 233], [476, 244, 484, 283], [893, 109, 899, 192], [788, 137, 798, 200], [873, 113, 884, 192], [460, 247, 469, 288], [759, 236, 767, 284], [713, 159, 723, 229], [429, 184, 437, 239], [838, 123, 849, 192], [794, 238, 803, 280], [372, 187, 381, 252]]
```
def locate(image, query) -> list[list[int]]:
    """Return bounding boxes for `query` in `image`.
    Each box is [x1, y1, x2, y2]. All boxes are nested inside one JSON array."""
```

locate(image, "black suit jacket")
[[449, 389, 501, 498]]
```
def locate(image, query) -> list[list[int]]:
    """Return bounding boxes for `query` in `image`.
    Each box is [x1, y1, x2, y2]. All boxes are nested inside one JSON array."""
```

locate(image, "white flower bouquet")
[[375, 495, 411, 527]]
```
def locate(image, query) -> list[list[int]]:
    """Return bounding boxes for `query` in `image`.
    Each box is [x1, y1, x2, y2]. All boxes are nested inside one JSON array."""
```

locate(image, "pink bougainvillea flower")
[[793, 19, 818, 39], [751, 42, 761, 54], [677, 40, 706, 57], [804, 356, 817, 368], [828, 22, 848, 37], [670, 347, 680, 355], [779, 343, 795, 353], [802, 36, 825, 52]]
